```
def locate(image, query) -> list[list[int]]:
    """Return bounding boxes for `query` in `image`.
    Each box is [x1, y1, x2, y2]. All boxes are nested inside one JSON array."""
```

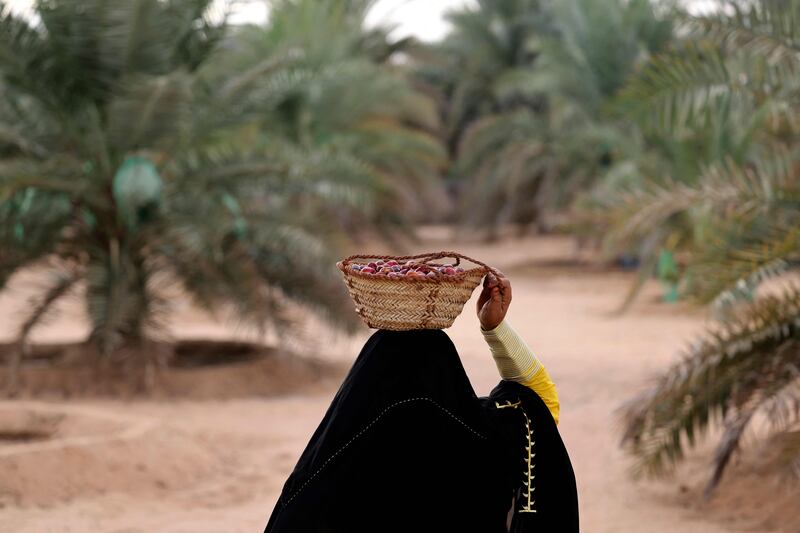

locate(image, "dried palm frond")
[[618, 284, 800, 493]]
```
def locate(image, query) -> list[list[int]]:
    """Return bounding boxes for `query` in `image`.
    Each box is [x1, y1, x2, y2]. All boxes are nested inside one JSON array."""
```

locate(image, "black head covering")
[[263, 328, 579, 532]]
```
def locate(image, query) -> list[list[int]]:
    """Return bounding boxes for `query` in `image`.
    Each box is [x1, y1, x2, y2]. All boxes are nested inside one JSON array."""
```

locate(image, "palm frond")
[[0, 187, 74, 286], [154, 224, 297, 338], [597, 146, 800, 251], [18, 266, 82, 344], [686, 220, 800, 306], [710, 258, 791, 321], [618, 284, 800, 491], [687, 1, 800, 72], [107, 72, 193, 152], [617, 40, 760, 135]]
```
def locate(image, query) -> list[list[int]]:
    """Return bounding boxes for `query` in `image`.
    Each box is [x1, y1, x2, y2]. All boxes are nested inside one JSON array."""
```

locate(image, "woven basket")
[[336, 251, 501, 331]]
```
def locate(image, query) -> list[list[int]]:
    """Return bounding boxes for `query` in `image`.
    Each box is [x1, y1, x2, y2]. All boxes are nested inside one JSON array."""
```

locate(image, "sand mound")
[[0, 402, 227, 508], [0, 339, 348, 399]]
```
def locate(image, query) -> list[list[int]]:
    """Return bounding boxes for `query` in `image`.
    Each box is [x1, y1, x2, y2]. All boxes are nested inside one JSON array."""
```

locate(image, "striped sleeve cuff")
[[480, 318, 541, 382], [481, 318, 560, 425]]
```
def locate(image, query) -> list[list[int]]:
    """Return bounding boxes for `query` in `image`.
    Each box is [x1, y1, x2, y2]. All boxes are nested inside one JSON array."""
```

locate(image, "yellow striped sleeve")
[[480, 318, 560, 425]]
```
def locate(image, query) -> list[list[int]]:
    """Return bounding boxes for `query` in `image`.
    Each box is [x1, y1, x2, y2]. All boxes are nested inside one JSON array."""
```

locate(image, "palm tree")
[[212, 0, 449, 238], [415, 0, 552, 237], [419, 0, 672, 238], [611, 0, 800, 495], [0, 0, 375, 390]]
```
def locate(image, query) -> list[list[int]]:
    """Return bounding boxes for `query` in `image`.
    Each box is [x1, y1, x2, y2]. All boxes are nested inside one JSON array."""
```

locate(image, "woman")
[[263, 270, 579, 532]]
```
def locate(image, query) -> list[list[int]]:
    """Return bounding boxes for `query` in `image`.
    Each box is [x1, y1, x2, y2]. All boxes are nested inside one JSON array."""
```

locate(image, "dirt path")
[[0, 229, 773, 532]]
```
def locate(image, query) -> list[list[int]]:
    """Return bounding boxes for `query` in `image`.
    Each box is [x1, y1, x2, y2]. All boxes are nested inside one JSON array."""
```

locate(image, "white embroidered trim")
[[495, 399, 537, 513]]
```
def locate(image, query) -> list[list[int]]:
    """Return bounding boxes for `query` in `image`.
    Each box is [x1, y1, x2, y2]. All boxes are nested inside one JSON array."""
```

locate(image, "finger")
[[478, 282, 493, 306], [477, 289, 489, 310], [491, 285, 502, 302], [499, 277, 512, 302], [479, 284, 493, 304], [492, 272, 506, 287]]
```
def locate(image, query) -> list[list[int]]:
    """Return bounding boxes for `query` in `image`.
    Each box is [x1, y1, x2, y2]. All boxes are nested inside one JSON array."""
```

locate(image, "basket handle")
[[338, 250, 501, 278]]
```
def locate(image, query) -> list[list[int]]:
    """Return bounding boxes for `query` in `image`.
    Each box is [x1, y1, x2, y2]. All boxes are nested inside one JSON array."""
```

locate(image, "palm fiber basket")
[[336, 251, 501, 331]]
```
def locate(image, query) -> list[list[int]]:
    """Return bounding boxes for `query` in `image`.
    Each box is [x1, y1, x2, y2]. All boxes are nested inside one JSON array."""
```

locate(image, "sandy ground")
[[0, 228, 797, 532]]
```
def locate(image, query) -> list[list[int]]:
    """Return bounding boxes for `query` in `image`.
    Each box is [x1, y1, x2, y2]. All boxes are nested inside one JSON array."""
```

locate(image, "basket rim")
[[335, 260, 489, 282], [335, 250, 498, 282]]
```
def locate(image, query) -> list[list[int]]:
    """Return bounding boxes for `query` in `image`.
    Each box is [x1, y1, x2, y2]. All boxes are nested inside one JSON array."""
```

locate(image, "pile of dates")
[[349, 259, 465, 280]]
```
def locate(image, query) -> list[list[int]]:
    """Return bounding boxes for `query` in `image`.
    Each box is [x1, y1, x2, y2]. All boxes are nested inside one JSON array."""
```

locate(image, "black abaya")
[[263, 328, 579, 532]]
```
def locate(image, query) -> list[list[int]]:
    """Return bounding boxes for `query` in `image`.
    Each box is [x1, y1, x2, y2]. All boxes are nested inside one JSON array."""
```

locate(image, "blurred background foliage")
[[0, 0, 798, 497]]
